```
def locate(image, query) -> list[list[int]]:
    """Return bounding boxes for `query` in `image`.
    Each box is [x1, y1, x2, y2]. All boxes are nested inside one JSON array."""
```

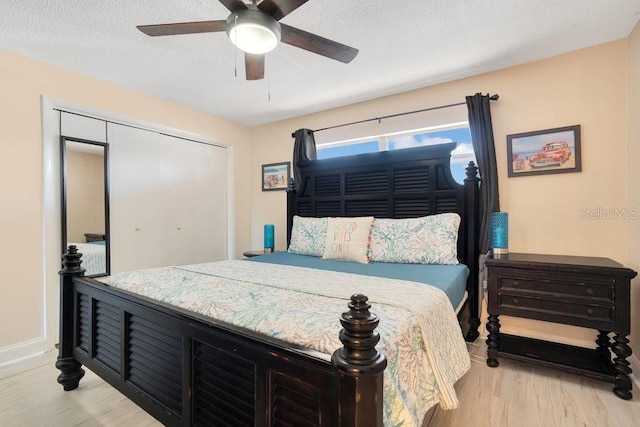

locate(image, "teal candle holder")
[[490, 212, 508, 256]]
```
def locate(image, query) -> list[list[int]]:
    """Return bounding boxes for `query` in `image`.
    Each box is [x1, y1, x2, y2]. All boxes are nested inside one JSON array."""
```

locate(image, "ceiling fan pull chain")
[[234, 49, 237, 78], [233, 15, 238, 78]]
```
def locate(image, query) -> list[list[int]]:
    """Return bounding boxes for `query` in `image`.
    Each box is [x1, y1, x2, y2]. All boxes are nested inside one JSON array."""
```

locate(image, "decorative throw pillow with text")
[[321, 216, 374, 264]]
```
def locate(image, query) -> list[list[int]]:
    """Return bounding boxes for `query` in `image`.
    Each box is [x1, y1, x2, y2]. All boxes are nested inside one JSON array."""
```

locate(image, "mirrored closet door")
[[60, 136, 110, 277]]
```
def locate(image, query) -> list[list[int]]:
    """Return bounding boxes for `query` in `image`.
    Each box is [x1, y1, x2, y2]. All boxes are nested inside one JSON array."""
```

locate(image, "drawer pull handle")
[[512, 298, 519, 305], [586, 308, 594, 315], [586, 288, 594, 296], [512, 280, 519, 287]]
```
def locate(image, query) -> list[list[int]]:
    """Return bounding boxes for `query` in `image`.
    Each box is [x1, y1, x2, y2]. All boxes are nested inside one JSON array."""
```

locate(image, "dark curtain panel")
[[292, 128, 317, 191], [466, 93, 500, 253]]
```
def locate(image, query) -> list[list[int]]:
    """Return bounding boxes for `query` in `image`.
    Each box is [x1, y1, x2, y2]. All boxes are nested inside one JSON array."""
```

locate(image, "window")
[[316, 139, 379, 159], [316, 122, 475, 183]]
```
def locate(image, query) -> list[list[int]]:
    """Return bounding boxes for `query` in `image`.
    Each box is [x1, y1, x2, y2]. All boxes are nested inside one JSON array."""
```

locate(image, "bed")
[[56, 142, 481, 426]]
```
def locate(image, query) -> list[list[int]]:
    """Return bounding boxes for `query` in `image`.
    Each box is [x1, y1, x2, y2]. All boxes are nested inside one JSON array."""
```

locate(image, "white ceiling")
[[2, 1, 639, 126]]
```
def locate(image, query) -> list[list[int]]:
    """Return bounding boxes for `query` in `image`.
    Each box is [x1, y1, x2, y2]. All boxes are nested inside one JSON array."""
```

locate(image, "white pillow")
[[321, 217, 374, 264], [370, 214, 460, 264], [288, 216, 327, 256]]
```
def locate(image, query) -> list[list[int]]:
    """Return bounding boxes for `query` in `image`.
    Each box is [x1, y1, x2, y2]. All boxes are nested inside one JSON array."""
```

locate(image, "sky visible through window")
[[317, 140, 380, 159], [317, 126, 475, 183]]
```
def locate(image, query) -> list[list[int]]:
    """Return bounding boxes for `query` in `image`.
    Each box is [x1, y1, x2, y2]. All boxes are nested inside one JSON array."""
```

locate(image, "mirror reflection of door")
[[61, 137, 110, 277]]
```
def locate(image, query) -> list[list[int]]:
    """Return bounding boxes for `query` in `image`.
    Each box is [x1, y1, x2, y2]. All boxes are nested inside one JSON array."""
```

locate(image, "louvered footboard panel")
[[193, 341, 256, 426], [95, 300, 120, 372], [68, 279, 350, 427], [128, 314, 183, 415], [271, 371, 322, 427], [77, 293, 91, 353]]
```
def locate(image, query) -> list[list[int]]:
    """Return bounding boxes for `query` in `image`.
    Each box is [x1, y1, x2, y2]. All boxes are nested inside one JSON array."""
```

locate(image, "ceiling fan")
[[137, 0, 359, 80]]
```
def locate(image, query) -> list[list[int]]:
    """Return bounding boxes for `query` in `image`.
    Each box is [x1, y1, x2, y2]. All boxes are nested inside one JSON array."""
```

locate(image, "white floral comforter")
[[108, 260, 470, 426]]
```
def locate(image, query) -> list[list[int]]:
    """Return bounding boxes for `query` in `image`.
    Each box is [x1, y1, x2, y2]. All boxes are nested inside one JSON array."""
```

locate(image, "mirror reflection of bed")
[[68, 241, 106, 276], [61, 138, 109, 277]]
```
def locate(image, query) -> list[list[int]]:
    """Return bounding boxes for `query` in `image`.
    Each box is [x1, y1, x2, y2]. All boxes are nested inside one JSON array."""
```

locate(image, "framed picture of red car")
[[507, 124, 581, 177]]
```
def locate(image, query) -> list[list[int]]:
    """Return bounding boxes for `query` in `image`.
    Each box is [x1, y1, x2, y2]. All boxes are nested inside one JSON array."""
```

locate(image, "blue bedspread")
[[247, 251, 469, 309]]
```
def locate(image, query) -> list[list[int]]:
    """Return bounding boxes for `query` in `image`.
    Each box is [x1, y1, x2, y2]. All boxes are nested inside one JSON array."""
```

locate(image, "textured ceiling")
[[1, 1, 639, 126]]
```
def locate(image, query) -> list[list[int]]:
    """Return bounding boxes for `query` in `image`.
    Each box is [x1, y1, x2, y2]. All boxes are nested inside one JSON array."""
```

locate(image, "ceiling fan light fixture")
[[226, 8, 281, 55]]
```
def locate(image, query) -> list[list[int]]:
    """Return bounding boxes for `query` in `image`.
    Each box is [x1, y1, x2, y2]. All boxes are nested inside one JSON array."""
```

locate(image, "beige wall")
[[251, 39, 634, 348], [627, 23, 640, 361], [2, 26, 638, 368], [0, 49, 251, 354], [66, 151, 105, 243]]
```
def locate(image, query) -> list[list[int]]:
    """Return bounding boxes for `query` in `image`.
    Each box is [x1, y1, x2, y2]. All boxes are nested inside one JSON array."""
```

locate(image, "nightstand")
[[485, 252, 637, 399], [243, 250, 277, 258], [84, 233, 105, 242]]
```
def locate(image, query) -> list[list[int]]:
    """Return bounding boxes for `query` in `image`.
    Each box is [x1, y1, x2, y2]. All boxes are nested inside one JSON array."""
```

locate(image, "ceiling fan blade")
[[218, 0, 248, 12], [280, 24, 358, 63], [245, 53, 265, 80], [137, 20, 226, 36], [258, 0, 308, 21]]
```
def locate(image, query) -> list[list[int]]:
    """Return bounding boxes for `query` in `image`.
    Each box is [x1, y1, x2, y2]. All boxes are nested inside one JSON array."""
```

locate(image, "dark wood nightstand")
[[243, 250, 277, 258], [84, 233, 106, 242], [485, 252, 637, 399]]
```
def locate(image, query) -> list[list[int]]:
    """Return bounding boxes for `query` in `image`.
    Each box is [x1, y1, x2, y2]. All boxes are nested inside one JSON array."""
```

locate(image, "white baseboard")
[[0, 338, 46, 369]]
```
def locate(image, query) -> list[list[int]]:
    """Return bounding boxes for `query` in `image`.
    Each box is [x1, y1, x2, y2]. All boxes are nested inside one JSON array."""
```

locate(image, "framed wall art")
[[262, 161, 290, 191], [507, 125, 581, 177]]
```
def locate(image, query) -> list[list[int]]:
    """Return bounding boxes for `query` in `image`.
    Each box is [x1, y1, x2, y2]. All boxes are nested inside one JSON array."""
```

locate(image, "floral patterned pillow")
[[287, 216, 328, 256], [321, 216, 374, 264], [370, 214, 461, 264]]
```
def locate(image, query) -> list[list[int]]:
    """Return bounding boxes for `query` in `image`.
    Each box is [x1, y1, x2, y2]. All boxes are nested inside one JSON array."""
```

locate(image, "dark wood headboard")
[[286, 142, 481, 341]]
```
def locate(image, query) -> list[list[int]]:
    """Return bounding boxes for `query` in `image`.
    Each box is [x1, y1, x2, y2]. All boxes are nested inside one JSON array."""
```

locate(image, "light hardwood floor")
[[429, 342, 640, 427], [0, 352, 159, 426], [1, 343, 638, 427]]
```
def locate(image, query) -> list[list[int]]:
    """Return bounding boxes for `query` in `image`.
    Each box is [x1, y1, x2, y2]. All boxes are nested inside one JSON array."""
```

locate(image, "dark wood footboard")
[[57, 247, 387, 427]]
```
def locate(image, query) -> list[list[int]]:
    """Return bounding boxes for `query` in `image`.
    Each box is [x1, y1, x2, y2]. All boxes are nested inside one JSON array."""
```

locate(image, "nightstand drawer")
[[498, 294, 614, 327], [498, 276, 614, 302]]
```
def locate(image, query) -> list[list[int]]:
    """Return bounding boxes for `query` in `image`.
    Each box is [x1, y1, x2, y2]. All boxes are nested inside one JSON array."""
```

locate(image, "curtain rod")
[[291, 94, 499, 137]]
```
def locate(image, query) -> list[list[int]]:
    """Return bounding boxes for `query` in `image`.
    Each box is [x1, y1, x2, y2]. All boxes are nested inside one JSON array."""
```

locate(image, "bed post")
[[55, 246, 85, 391], [331, 294, 387, 427], [286, 178, 296, 246], [463, 161, 481, 341]]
